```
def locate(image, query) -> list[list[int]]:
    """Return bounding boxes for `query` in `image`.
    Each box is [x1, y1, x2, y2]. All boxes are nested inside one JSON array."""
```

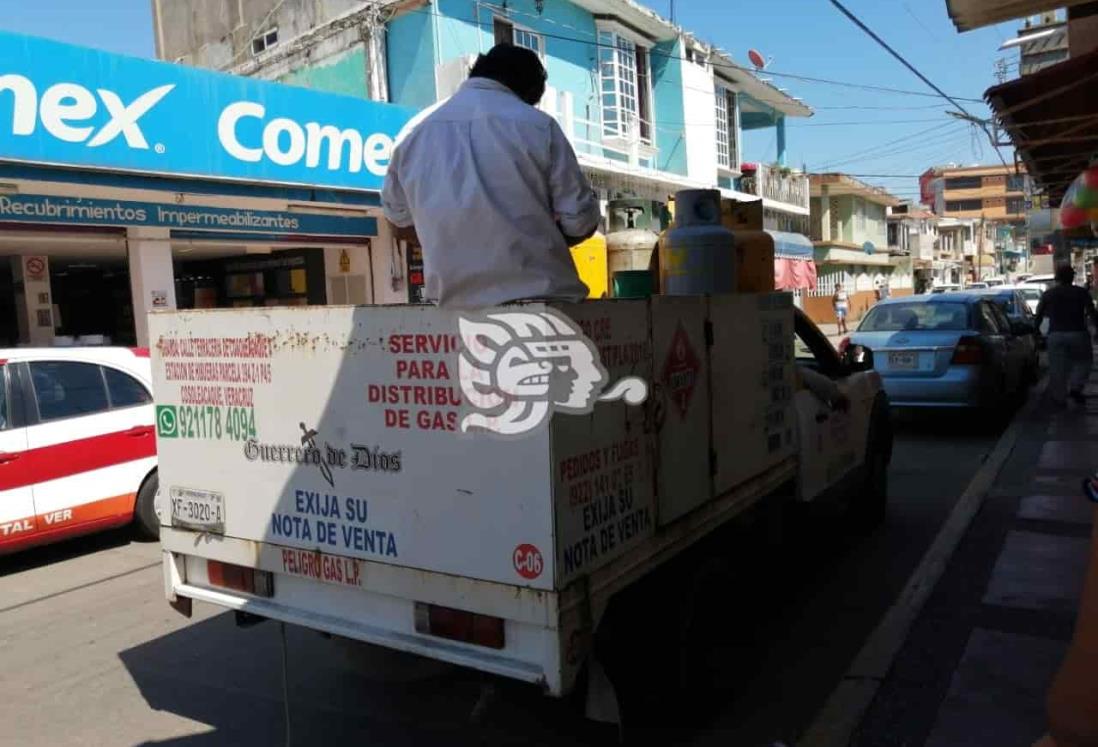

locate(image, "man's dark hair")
[[1056, 264, 1076, 284], [469, 43, 547, 106]]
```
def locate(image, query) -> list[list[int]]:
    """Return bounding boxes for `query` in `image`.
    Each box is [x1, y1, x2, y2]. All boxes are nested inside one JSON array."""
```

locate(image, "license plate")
[[888, 351, 919, 370], [169, 486, 225, 533]]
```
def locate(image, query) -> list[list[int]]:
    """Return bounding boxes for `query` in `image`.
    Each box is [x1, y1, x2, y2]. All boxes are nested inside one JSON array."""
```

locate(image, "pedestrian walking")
[[832, 282, 850, 335], [1034, 265, 1098, 406]]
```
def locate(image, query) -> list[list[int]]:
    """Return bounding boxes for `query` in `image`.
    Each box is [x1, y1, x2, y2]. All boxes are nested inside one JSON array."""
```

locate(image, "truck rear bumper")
[[161, 529, 566, 695], [171, 580, 549, 687]]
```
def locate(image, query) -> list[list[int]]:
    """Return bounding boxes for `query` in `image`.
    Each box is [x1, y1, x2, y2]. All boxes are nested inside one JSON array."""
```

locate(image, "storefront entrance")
[[175, 247, 328, 309]]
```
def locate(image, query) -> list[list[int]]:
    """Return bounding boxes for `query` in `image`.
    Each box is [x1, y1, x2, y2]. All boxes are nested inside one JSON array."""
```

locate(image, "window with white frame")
[[494, 17, 545, 59], [251, 27, 278, 55], [598, 27, 652, 142], [714, 85, 738, 170]]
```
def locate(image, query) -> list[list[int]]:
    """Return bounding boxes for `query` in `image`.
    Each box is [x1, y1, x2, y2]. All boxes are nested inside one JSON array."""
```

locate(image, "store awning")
[[765, 230, 814, 259], [985, 47, 1098, 202], [945, 0, 1092, 31]]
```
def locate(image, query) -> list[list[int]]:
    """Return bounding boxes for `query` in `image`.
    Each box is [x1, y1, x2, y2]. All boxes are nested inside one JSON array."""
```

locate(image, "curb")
[[797, 380, 1046, 747]]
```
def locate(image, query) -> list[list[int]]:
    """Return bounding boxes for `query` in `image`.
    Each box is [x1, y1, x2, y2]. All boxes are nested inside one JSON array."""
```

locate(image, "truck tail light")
[[207, 560, 274, 598], [951, 336, 985, 365], [414, 602, 505, 650]]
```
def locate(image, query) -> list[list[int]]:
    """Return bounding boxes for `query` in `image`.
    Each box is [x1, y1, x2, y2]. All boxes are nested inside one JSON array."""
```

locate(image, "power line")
[[827, 0, 1011, 170], [813, 103, 952, 111], [790, 117, 948, 127], [813, 121, 966, 170]]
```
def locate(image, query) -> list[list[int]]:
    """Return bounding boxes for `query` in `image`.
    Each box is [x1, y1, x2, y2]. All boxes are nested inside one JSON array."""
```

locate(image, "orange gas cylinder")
[[1034, 504, 1098, 747]]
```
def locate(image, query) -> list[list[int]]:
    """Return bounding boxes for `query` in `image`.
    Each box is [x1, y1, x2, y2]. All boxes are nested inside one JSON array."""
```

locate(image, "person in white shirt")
[[382, 44, 602, 309]]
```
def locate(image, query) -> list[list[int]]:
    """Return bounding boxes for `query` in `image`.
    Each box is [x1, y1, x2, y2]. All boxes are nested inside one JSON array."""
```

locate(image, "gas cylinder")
[[658, 189, 737, 295], [569, 231, 608, 298], [606, 200, 662, 280]]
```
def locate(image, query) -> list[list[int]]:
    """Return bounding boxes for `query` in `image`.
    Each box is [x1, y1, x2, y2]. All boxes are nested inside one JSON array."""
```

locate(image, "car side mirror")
[[842, 344, 875, 373], [1010, 320, 1035, 336]]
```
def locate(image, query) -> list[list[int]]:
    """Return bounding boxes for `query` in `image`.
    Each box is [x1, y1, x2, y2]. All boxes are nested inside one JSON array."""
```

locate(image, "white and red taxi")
[[0, 347, 158, 554]]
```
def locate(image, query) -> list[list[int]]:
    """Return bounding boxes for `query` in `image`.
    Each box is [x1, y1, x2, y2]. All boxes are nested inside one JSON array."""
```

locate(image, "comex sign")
[[218, 103, 392, 177], [0, 76, 173, 149], [0, 31, 413, 191]]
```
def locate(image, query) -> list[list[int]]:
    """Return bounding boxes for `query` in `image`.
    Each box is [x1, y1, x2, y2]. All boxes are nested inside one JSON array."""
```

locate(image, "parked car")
[[969, 287, 1044, 361], [1008, 283, 1046, 315], [0, 348, 158, 554], [1027, 274, 1056, 291], [846, 294, 1034, 411], [966, 282, 989, 289], [929, 284, 961, 294], [984, 277, 1006, 287]]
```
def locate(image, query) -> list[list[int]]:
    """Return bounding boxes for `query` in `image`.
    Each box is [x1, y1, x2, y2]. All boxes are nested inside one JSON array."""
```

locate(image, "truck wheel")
[[850, 405, 889, 529], [133, 471, 160, 540]]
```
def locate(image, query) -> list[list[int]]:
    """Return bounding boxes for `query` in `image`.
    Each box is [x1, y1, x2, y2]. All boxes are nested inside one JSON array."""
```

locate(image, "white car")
[[1002, 283, 1046, 315], [0, 347, 158, 554], [1027, 274, 1056, 291]]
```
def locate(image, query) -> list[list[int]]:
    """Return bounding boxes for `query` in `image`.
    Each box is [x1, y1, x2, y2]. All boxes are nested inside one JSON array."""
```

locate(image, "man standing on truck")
[[381, 43, 601, 309]]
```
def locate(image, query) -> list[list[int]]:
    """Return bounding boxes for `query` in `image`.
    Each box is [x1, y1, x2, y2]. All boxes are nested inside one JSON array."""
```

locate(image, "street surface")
[[0, 413, 1003, 747]]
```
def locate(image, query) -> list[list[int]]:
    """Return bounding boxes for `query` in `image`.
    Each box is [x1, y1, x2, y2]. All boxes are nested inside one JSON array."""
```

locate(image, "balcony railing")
[[544, 88, 659, 172], [741, 163, 810, 210]]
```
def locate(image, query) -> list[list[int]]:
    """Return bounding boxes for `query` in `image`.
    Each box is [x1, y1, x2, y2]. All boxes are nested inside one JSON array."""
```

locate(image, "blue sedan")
[[848, 294, 1034, 410]]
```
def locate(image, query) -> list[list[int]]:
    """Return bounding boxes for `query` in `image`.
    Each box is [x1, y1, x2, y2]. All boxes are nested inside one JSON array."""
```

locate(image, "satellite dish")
[[747, 48, 767, 69]]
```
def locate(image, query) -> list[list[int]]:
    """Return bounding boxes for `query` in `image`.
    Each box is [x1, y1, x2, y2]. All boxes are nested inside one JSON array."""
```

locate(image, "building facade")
[[0, 30, 413, 347], [887, 203, 938, 293], [998, 11, 1069, 78], [805, 174, 906, 324], [921, 163, 1030, 278], [152, 0, 814, 230]]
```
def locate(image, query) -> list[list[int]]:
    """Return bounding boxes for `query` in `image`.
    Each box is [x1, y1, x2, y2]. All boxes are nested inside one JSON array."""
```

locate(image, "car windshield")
[[1018, 288, 1042, 302], [859, 302, 970, 332]]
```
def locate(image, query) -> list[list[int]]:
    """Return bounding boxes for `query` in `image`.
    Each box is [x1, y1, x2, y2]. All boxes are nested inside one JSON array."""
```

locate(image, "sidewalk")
[[848, 378, 1097, 746], [816, 322, 846, 349]]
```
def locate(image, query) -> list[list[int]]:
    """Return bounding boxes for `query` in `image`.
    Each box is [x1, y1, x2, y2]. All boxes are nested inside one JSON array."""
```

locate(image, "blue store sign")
[[0, 32, 414, 192], [0, 193, 375, 235]]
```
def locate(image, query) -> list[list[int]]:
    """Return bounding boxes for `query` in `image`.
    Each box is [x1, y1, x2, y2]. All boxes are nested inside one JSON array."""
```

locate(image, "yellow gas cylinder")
[[570, 231, 608, 299]]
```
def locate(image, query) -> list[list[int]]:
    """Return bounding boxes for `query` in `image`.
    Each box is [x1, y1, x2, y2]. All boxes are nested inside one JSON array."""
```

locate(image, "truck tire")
[[850, 400, 890, 529], [133, 471, 160, 540]]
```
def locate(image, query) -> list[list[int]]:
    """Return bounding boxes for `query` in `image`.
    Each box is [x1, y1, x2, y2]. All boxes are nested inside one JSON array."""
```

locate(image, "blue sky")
[[0, 0, 1019, 202], [659, 0, 1019, 202]]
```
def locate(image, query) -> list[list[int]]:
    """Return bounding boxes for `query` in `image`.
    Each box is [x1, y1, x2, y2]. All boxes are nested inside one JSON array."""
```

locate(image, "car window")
[[986, 294, 1015, 316], [989, 303, 1013, 332], [859, 302, 969, 331], [1014, 293, 1034, 319], [30, 361, 110, 421], [794, 310, 841, 376], [978, 303, 1006, 335], [1019, 289, 1042, 303], [104, 367, 152, 408]]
